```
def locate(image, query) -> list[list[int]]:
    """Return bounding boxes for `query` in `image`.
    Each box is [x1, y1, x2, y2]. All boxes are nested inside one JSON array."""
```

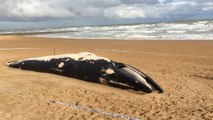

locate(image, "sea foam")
[[1, 20, 213, 40]]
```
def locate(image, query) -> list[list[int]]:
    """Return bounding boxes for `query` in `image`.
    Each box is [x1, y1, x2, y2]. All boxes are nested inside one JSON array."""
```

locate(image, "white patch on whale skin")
[[58, 62, 64, 68], [17, 52, 110, 62], [65, 58, 70, 61], [99, 77, 109, 85], [105, 68, 115, 75]]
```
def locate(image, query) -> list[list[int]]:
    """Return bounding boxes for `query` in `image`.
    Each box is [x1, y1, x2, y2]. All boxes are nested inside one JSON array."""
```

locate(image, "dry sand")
[[0, 36, 213, 120]]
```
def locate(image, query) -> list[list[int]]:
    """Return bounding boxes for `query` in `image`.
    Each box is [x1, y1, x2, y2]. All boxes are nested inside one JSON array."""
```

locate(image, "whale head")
[[112, 62, 164, 93]]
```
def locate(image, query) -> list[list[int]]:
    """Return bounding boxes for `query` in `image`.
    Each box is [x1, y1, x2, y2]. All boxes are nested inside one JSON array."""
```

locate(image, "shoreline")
[[1, 34, 213, 41]]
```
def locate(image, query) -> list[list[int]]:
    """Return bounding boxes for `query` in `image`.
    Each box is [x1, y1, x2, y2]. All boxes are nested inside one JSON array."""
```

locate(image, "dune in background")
[[0, 36, 213, 120]]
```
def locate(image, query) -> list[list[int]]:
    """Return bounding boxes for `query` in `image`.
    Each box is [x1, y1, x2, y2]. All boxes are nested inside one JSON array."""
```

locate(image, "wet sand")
[[0, 36, 213, 120]]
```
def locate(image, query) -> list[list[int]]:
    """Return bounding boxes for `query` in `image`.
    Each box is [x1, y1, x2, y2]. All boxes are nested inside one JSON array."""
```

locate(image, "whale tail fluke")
[[6, 61, 20, 68]]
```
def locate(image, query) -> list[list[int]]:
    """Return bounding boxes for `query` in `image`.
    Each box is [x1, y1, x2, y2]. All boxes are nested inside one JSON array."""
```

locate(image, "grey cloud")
[[0, 0, 120, 21], [0, 0, 212, 22], [105, 0, 213, 19], [0, 0, 76, 21], [121, 0, 160, 4]]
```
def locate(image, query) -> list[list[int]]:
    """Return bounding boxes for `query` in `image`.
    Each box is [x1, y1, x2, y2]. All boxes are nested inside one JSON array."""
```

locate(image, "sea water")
[[1, 20, 213, 40]]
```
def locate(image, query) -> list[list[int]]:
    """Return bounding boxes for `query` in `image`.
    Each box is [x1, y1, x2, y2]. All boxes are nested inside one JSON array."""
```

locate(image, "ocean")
[[1, 20, 213, 40]]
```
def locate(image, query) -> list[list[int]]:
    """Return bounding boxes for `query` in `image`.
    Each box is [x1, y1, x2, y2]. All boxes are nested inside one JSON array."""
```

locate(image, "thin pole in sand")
[[53, 48, 56, 55]]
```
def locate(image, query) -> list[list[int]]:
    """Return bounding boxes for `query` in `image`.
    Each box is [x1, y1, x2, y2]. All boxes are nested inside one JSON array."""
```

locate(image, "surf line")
[[0, 48, 42, 51], [49, 100, 141, 120]]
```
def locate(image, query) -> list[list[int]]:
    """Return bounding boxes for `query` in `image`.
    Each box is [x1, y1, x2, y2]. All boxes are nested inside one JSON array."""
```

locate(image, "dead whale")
[[6, 52, 164, 93]]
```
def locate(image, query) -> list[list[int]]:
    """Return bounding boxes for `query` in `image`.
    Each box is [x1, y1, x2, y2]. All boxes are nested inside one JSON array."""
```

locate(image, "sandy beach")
[[0, 36, 213, 120]]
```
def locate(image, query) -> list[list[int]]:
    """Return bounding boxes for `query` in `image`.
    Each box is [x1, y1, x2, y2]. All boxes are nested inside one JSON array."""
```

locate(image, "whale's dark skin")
[[6, 52, 164, 93]]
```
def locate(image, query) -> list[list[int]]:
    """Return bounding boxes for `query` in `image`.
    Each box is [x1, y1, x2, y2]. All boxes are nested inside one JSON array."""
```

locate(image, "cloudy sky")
[[0, 0, 213, 30]]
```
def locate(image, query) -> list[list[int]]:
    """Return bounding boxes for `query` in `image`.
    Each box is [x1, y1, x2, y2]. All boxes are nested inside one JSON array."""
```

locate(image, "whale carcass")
[[6, 52, 164, 93]]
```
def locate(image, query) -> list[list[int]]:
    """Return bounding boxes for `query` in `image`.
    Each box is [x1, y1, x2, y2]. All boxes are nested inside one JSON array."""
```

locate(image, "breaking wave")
[[1, 20, 213, 40]]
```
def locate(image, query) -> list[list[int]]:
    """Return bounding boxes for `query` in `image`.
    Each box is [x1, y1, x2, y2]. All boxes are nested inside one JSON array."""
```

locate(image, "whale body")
[[7, 52, 164, 93]]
